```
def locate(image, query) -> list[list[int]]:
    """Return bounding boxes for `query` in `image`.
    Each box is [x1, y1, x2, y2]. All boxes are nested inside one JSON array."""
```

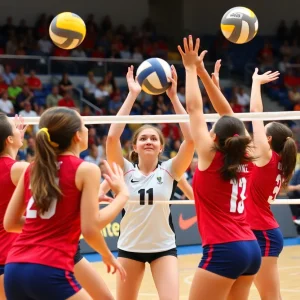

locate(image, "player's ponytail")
[[31, 107, 81, 214], [219, 135, 252, 182], [32, 128, 61, 214], [266, 122, 297, 186], [130, 150, 139, 163], [281, 137, 297, 186], [213, 115, 254, 182], [0, 112, 13, 154]]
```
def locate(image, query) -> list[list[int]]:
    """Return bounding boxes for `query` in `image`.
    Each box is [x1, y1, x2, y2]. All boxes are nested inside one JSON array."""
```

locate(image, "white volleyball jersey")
[[118, 158, 179, 253]]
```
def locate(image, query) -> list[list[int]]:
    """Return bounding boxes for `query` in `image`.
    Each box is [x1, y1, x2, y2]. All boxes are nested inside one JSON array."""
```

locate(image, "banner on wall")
[[79, 203, 297, 254]]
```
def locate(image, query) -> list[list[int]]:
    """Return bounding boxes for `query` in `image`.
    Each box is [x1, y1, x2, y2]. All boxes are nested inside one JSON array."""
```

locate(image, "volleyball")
[[49, 12, 86, 50], [136, 58, 172, 95], [220, 7, 258, 44]]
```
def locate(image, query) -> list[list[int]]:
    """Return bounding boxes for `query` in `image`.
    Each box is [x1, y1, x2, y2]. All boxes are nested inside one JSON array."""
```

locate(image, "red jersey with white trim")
[[246, 151, 281, 230], [6, 155, 83, 272], [0, 157, 18, 265], [192, 151, 256, 246]]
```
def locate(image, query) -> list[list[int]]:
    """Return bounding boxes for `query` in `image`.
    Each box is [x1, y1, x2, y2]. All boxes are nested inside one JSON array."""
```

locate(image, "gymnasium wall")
[[183, 0, 300, 35], [80, 204, 298, 253], [0, 0, 149, 27]]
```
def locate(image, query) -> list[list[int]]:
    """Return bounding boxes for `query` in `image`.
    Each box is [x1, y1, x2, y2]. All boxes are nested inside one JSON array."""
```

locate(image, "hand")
[[98, 194, 114, 203], [126, 65, 141, 96], [102, 253, 127, 282], [211, 59, 221, 90], [178, 35, 207, 71], [14, 114, 28, 138], [102, 161, 128, 196], [252, 68, 280, 85], [166, 65, 178, 99]]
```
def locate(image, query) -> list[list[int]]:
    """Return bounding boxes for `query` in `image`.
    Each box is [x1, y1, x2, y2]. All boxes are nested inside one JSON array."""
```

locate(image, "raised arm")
[[79, 161, 127, 280], [178, 36, 215, 169], [177, 176, 194, 200], [106, 66, 141, 169], [250, 68, 280, 166], [4, 170, 27, 233], [197, 57, 233, 116], [165, 65, 195, 178]]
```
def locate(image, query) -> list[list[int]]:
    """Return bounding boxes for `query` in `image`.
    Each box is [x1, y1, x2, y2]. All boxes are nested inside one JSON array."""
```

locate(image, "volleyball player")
[[178, 35, 261, 300], [0, 114, 116, 300], [247, 68, 297, 300], [106, 65, 194, 300], [200, 51, 297, 300], [4, 107, 127, 300], [0, 113, 28, 300]]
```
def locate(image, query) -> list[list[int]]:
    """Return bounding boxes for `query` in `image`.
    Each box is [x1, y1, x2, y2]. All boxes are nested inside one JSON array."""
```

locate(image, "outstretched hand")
[[102, 161, 128, 196], [252, 68, 280, 85], [14, 114, 28, 138], [126, 65, 141, 96], [211, 59, 222, 90], [178, 35, 207, 71], [166, 65, 178, 99]]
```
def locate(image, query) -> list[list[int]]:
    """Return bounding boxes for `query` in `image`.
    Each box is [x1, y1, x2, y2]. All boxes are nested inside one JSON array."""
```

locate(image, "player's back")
[[0, 157, 18, 265], [7, 155, 83, 271], [193, 151, 255, 246], [247, 151, 282, 230]]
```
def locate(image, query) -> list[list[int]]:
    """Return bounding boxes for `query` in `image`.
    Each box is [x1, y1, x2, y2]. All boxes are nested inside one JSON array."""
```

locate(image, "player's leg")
[[227, 275, 255, 300], [74, 257, 114, 300], [0, 271, 5, 300], [116, 250, 146, 300], [253, 228, 283, 300], [67, 289, 92, 300], [254, 257, 281, 300], [188, 268, 234, 300], [150, 249, 179, 300], [228, 240, 261, 300]]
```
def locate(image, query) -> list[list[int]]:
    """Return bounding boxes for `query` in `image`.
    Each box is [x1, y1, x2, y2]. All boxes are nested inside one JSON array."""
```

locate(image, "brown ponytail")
[[281, 137, 297, 186], [213, 115, 254, 182], [266, 122, 298, 186], [215, 135, 253, 182], [31, 130, 61, 214], [129, 150, 139, 164], [30, 107, 81, 214]]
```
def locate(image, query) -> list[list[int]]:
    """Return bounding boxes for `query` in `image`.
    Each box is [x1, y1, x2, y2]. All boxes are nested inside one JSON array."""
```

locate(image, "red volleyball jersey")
[[192, 151, 256, 246], [6, 155, 83, 272], [246, 151, 282, 230], [0, 157, 18, 265]]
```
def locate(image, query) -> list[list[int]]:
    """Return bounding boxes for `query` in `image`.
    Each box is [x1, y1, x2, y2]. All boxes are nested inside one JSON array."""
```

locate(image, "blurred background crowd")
[[0, 13, 300, 215]]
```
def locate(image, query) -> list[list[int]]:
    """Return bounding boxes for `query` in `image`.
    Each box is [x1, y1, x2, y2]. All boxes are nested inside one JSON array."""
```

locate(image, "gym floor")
[[84, 238, 300, 300]]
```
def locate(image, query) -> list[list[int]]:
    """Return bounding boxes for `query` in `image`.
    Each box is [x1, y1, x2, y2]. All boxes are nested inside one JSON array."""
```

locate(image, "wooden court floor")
[[91, 245, 300, 300]]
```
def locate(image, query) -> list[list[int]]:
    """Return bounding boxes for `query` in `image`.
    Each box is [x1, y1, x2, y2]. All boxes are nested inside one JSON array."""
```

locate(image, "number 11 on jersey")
[[138, 188, 154, 205], [230, 177, 247, 214]]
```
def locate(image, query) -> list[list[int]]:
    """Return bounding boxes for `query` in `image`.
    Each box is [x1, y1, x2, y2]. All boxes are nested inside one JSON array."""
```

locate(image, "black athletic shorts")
[[118, 248, 177, 264], [74, 242, 84, 264]]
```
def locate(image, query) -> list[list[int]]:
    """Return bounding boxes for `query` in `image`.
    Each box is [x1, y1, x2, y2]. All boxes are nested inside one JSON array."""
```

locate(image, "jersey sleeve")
[[161, 159, 181, 182], [123, 158, 134, 174]]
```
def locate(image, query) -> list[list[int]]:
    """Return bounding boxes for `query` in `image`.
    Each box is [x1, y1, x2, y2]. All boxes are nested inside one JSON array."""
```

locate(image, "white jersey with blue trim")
[[118, 158, 179, 253]]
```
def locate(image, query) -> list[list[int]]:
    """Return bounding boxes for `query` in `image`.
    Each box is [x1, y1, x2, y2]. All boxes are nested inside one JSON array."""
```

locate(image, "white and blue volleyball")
[[136, 58, 172, 95]]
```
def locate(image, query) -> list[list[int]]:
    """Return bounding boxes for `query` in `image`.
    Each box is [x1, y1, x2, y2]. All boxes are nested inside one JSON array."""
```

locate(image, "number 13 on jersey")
[[230, 177, 247, 214]]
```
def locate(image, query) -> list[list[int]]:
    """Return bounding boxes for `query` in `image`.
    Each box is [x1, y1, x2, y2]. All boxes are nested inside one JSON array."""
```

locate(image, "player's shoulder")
[[77, 161, 100, 175], [123, 158, 136, 175]]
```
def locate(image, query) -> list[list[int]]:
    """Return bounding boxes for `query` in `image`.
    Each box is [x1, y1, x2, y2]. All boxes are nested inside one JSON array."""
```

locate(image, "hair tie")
[[233, 134, 239, 137], [286, 137, 291, 141], [38, 128, 59, 148]]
